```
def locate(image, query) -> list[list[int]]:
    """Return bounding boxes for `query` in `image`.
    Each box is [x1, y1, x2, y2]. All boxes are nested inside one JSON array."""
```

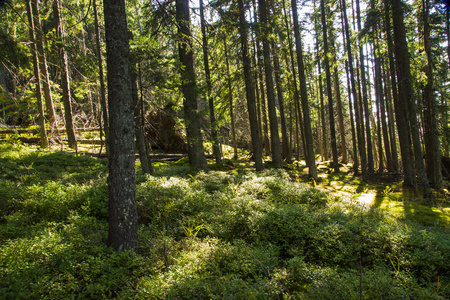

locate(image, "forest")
[[0, 0, 450, 298]]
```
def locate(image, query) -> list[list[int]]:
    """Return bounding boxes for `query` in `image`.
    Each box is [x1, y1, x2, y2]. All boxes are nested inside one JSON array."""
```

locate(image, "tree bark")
[[238, 0, 264, 170], [176, 0, 207, 170], [259, 0, 283, 168], [281, 0, 306, 156], [422, 0, 442, 189], [356, 0, 374, 174], [26, 0, 48, 149], [103, 0, 138, 252], [320, 0, 339, 172], [384, 0, 400, 172], [224, 37, 238, 160], [342, 0, 365, 175], [130, 44, 152, 175], [272, 42, 291, 163], [93, 0, 109, 157], [53, 0, 77, 150], [291, 0, 318, 180], [31, 0, 57, 131], [200, 0, 222, 164]]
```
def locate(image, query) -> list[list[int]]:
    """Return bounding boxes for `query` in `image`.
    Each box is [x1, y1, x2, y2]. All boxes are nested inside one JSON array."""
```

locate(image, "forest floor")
[[1, 135, 450, 299]]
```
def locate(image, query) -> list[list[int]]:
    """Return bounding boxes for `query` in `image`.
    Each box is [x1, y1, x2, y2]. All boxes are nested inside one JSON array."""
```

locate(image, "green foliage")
[[1, 145, 449, 299]]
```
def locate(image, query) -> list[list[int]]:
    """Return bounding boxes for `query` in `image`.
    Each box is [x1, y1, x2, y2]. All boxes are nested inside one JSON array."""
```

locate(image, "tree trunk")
[[130, 44, 152, 175], [281, 0, 306, 156], [291, 0, 318, 180], [334, 68, 347, 164], [176, 0, 207, 170], [320, 0, 339, 172], [254, 23, 270, 155], [259, 0, 283, 168], [200, 0, 222, 164], [238, 0, 264, 170], [103, 0, 138, 252], [272, 42, 291, 163], [375, 37, 394, 173], [392, 0, 430, 195], [53, 0, 77, 150], [356, 0, 374, 174], [224, 38, 238, 160], [342, 0, 365, 175], [384, 0, 400, 172], [26, 0, 48, 149], [31, 0, 57, 131], [318, 73, 328, 161], [390, 0, 421, 191], [93, 0, 109, 157], [422, 0, 442, 189]]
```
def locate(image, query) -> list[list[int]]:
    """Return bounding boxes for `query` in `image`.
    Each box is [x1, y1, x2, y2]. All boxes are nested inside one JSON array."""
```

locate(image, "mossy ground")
[[1, 141, 449, 299]]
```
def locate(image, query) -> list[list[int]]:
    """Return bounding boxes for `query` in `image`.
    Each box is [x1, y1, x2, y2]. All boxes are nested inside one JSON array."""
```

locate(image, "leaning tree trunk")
[[31, 0, 57, 131], [53, 0, 77, 150], [26, 0, 48, 148], [238, 0, 264, 170], [175, 0, 207, 170], [259, 0, 283, 168], [103, 0, 138, 252], [291, 0, 318, 180], [200, 0, 222, 164]]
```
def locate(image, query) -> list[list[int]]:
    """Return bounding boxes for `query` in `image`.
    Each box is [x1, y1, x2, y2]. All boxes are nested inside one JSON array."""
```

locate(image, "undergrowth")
[[0, 143, 449, 299]]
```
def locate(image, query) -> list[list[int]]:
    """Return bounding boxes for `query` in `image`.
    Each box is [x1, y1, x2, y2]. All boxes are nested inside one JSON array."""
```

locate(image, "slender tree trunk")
[[320, 0, 339, 172], [345, 60, 358, 171], [224, 38, 238, 160], [238, 0, 264, 170], [31, 0, 57, 131], [334, 68, 347, 163], [356, 0, 374, 174], [176, 0, 207, 170], [103, 0, 138, 252], [259, 0, 283, 168], [53, 0, 77, 150], [93, 0, 109, 156], [200, 0, 221, 164], [422, 0, 441, 189], [291, 0, 318, 180], [281, 0, 306, 155], [342, 0, 365, 175], [26, 0, 48, 148], [318, 73, 328, 161], [384, 0, 400, 172], [130, 41, 152, 175], [375, 37, 394, 173], [272, 42, 291, 163], [257, 46, 270, 155]]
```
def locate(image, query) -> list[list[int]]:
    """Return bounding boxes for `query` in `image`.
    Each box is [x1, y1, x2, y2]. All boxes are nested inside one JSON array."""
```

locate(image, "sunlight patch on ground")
[[358, 192, 376, 206]]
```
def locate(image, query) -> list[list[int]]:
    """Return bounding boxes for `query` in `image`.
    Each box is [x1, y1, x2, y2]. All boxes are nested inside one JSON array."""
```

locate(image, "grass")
[[0, 142, 449, 299]]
